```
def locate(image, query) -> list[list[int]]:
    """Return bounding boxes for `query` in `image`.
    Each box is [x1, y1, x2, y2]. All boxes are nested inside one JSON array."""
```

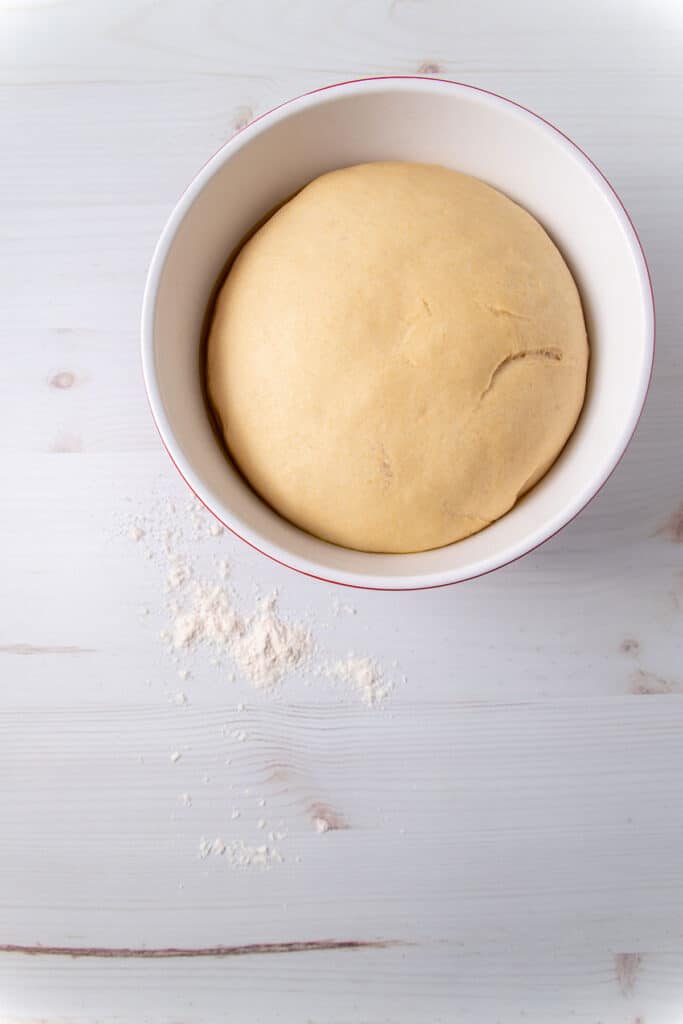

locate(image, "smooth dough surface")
[[207, 162, 588, 553]]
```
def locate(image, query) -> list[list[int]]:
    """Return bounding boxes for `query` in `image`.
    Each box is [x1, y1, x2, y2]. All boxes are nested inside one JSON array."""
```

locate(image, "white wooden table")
[[2, 1, 682, 1020]]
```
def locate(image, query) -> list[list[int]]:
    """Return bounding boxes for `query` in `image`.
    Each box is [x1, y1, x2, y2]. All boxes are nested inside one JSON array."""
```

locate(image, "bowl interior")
[[144, 78, 653, 588]]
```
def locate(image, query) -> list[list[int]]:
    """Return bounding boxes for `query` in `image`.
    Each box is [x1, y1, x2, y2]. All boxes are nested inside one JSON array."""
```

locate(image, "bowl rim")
[[141, 75, 656, 591]]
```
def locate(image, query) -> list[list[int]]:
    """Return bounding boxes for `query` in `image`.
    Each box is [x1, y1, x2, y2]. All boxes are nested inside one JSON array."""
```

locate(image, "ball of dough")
[[206, 162, 588, 553]]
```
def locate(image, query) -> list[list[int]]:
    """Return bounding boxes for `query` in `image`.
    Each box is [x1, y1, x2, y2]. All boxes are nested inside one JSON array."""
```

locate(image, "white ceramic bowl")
[[142, 77, 654, 590]]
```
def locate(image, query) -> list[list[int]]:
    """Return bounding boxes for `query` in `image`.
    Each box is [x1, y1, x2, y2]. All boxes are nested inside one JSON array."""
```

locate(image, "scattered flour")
[[170, 585, 311, 688], [171, 583, 243, 652], [232, 840, 283, 868], [166, 556, 191, 591], [232, 595, 312, 688], [125, 496, 396, 705], [125, 494, 402, 872], [325, 655, 392, 706], [332, 599, 357, 616], [198, 835, 283, 868]]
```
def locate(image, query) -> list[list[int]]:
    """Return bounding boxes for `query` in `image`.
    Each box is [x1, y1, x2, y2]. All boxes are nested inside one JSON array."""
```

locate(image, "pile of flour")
[[169, 588, 311, 689]]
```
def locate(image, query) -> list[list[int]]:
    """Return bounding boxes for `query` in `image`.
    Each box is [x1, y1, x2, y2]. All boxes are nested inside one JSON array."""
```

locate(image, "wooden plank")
[[2, 948, 683, 1023]]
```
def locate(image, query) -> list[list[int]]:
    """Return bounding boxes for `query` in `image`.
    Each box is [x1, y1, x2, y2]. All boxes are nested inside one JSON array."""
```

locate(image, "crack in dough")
[[481, 347, 564, 399], [483, 303, 531, 321]]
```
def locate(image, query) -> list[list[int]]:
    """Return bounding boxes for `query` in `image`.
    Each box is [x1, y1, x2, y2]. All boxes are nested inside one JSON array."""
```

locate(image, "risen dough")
[[206, 162, 588, 553]]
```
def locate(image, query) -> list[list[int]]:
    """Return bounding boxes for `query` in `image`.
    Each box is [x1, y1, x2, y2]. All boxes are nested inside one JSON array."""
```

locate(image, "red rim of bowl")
[[142, 75, 656, 592]]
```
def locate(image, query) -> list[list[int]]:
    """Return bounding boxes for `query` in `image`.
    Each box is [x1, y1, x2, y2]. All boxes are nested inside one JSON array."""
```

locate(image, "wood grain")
[[0, 939, 398, 958]]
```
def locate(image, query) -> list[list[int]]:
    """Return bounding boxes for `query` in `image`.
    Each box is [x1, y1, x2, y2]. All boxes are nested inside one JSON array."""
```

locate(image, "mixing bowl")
[[141, 77, 654, 589]]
